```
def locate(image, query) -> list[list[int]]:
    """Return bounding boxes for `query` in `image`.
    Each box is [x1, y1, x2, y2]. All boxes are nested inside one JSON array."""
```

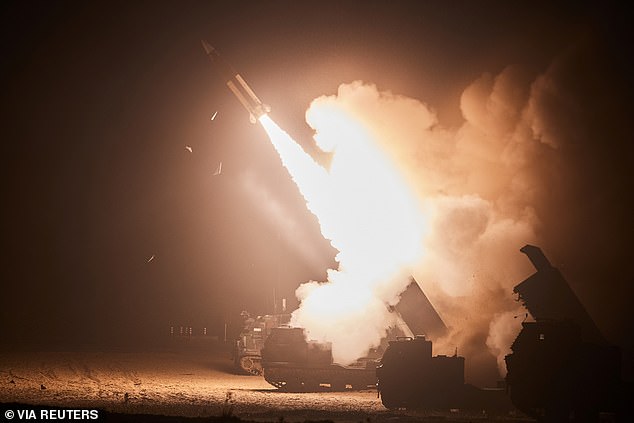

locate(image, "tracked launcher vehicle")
[[256, 278, 448, 391], [260, 326, 378, 391], [505, 245, 628, 422]]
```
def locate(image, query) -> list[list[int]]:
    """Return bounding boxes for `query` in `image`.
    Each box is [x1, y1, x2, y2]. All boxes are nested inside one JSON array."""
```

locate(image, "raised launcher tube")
[[514, 244, 606, 344], [393, 277, 447, 341]]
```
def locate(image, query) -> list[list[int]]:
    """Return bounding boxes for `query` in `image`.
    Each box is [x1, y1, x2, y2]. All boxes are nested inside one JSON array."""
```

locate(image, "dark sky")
[[1, 0, 632, 358]]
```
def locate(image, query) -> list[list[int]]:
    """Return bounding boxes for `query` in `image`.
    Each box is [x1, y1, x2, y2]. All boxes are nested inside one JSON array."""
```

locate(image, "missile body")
[[202, 40, 270, 123]]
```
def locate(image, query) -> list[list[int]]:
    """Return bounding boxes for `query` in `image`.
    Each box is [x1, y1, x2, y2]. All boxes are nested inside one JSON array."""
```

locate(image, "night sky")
[[1, 0, 632, 373]]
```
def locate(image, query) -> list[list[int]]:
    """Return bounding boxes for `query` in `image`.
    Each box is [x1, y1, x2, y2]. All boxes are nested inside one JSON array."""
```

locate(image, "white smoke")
[[284, 58, 582, 383]]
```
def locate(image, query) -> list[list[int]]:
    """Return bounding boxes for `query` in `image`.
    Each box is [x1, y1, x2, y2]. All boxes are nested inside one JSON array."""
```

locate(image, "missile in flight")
[[201, 40, 270, 124]]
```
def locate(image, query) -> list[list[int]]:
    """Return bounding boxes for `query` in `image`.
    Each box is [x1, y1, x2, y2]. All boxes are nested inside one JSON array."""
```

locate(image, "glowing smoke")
[[287, 64, 574, 384], [259, 50, 602, 383]]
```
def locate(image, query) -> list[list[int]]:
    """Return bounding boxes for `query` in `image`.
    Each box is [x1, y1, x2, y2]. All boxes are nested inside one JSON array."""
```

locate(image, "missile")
[[201, 40, 270, 124]]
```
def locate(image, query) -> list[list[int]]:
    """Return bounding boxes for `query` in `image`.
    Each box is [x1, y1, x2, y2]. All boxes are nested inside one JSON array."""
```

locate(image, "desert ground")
[[1, 337, 531, 422]]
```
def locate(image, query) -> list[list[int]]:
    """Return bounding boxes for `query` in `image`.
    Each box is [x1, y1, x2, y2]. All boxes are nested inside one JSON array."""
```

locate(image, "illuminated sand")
[[0, 339, 530, 422]]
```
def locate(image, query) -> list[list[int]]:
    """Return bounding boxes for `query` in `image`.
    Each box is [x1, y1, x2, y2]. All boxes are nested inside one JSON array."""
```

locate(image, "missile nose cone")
[[201, 39, 214, 55]]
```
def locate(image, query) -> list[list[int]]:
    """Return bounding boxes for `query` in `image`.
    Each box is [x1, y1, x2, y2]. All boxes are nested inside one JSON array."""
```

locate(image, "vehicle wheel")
[[239, 356, 262, 375]]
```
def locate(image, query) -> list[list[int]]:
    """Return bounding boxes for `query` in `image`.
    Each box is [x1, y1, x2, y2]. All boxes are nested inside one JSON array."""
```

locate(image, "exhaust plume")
[[259, 43, 616, 384], [298, 76, 544, 384]]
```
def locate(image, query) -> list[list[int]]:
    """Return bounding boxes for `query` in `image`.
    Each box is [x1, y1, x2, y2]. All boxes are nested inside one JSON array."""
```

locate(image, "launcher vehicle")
[[505, 245, 629, 422]]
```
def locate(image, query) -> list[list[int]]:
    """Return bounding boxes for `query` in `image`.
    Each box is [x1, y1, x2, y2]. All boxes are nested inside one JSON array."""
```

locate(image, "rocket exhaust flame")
[[258, 113, 426, 364]]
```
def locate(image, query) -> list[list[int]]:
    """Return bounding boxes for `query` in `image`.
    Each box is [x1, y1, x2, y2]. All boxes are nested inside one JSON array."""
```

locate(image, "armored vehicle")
[[259, 278, 447, 391], [260, 326, 378, 391], [247, 277, 446, 387], [232, 313, 290, 375], [505, 245, 627, 422]]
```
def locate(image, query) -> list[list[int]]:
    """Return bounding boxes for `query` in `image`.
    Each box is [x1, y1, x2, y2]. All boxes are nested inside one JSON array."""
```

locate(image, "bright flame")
[[259, 111, 425, 364]]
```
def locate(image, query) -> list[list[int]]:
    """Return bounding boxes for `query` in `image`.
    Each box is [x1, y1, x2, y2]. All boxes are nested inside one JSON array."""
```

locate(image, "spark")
[[146, 255, 155, 263], [213, 161, 222, 175], [185, 145, 193, 153], [211, 111, 218, 121]]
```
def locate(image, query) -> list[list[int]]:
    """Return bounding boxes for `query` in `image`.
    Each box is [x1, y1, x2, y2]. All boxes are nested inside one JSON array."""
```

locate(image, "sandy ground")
[[0, 338, 531, 422]]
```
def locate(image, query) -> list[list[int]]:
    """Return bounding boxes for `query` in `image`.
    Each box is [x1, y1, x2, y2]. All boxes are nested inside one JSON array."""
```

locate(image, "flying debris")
[[185, 145, 193, 153], [213, 162, 223, 176], [211, 111, 218, 121], [201, 40, 270, 123], [146, 255, 155, 263]]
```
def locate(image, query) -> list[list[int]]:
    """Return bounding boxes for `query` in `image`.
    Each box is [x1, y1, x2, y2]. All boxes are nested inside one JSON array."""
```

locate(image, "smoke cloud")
[[288, 46, 614, 385]]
